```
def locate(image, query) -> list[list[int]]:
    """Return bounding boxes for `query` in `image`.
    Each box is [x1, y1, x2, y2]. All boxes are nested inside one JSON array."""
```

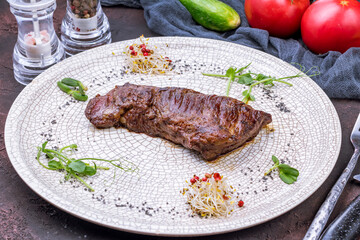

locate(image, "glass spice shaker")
[[61, 0, 111, 56], [7, 0, 65, 85]]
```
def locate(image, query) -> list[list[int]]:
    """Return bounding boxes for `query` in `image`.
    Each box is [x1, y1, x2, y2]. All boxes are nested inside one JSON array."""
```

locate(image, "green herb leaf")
[[262, 79, 274, 86], [58, 78, 88, 101], [68, 160, 86, 173], [237, 73, 254, 85], [68, 144, 77, 150], [225, 67, 238, 96], [272, 155, 279, 165], [48, 160, 63, 170], [225, 67, 236, 78], [57, 82, 72, 94], [265, 155, 299, 184], [236, 62, 251, 73], [46, 152, 55, 159], [40, 142, 55, 159], [70, 91, 88, 101], [279, 172, 297, 184], [84, 164, 97, 176], [36, 142, 138, 191], [41, 141, 48, 152], [255, 73, 270, 81], [242, 90, 255, 102], [61, 78, 87, 95], [202, 63, 312, 104], [278, 164, 299, 184], [61, 78, 79, 87]]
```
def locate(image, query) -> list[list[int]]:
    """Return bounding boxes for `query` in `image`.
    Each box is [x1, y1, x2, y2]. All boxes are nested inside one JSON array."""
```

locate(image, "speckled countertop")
[[1, 1, 360, 239]]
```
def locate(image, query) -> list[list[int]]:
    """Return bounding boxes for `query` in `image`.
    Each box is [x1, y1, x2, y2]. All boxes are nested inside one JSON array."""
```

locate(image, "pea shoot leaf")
[[45, 152, 55, 159], [272, 155, 279, 164], [279, 172, 298, 184], [237, 73, 254, 85], [278, 164, 299, 184], [265, 155, 299, 184], [255, 73, 270, 81], [242, 90, 255, 101], [68, 161, 86, 173], [68, 144, 77, 149], [48, 160, 62, 170], [41, 141, 48, 151], [202, 63, 302, 104], [226, 67, 236, 78], [84, 165, 97, 176], [236, 63, 252, 73], [40, 142, 55, 159], [278, 164, 299, 175], [36, 141, 138, 191]]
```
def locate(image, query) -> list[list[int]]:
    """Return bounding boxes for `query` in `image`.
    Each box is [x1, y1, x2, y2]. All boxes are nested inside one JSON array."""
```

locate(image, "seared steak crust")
[[85, 83, 272, 160]]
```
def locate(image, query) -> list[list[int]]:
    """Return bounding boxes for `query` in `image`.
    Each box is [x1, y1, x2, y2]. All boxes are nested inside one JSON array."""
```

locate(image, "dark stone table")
[[1, 1, 360, 239]]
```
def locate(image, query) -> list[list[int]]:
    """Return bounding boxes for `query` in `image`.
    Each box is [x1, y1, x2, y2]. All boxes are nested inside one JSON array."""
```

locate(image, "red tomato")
[[301, 0, 360, 54], [245, 0, 310, 38]]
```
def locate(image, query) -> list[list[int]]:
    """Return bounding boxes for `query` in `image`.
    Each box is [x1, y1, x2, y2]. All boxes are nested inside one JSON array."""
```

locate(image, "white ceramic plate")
[[5, 37, 341, 236]]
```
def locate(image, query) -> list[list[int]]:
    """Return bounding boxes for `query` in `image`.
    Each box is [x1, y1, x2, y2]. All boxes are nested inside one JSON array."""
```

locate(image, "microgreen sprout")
[[202, 63, 320, 104], [264, 155, 299, 184], [122, 35, 172, 74], [202, 63, 251, 97], [36, 141, 138, 191], [182, 173, 240, 217]]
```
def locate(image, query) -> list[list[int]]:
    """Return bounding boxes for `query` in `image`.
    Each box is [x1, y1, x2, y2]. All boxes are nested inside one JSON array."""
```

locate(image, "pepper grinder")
[[61, 0, 111, 56], [8, 0, 65, 85]]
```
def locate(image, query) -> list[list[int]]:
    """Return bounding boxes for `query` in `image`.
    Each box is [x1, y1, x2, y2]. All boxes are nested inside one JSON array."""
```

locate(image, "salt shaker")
[[61, 0, 111, 56], [8, 0, 65, 85]]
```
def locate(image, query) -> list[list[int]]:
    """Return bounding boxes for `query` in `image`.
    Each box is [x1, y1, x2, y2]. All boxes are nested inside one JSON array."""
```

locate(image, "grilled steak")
[[85, 83, 272, 160]]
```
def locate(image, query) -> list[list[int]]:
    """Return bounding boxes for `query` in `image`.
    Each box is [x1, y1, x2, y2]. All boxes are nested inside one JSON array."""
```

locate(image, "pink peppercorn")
[[213, 173, 221, 181]]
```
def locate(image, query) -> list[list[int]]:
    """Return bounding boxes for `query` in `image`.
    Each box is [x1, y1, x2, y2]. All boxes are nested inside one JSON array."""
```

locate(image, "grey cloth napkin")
[[101, 0, 360, 99], [101, 0, 141, 8]]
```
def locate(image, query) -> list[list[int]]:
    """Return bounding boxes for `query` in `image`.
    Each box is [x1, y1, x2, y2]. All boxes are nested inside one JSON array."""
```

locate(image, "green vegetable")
[[57, 81, 72, 93], [179, 0, 241, 31], [48, 160, 62, 170], [61, 78, 88, 95], [264, 155, 299, 184], [57, 78, 88, 101], [60, 78, 79, 87], [36, 141, 138, 191], [72, 91, 88, 101], [202, 63, 320, 104]]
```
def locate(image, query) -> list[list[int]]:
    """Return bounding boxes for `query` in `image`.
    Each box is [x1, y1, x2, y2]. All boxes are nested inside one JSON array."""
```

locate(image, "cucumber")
[[179, 0, 241, 32]]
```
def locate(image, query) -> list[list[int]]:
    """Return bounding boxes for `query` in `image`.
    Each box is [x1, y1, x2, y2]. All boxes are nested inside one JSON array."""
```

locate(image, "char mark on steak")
[[85, 83, 272, 160]]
